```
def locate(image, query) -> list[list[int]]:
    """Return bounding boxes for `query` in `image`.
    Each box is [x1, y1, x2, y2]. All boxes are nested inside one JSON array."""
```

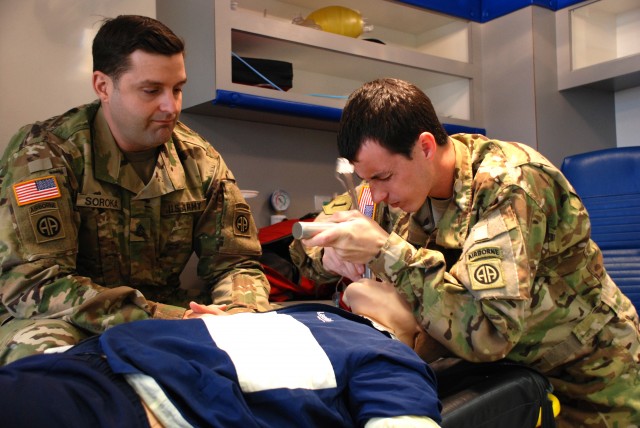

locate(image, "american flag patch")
[[13, 176, 61, 206], [358, 185, 376, 219]]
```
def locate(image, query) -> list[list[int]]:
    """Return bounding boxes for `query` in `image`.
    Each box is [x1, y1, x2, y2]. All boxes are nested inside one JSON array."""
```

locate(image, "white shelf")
[[157, 0, 481, 129], [233, 0, 471, 62], [557, 0, 640, 91]]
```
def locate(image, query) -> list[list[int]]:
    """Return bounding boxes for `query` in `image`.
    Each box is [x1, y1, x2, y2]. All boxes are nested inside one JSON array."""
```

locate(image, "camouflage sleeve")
[[193, 154, 271, 313], [289, 239, 343, 286], [0, 129, 158, 334], [369, 187, 546, 362], [288, 189, 393, 286], [288, 200, 348, 286]]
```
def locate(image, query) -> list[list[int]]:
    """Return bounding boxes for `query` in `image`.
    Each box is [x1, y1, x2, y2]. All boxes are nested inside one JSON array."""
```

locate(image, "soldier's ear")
[[92, 71, 111, 102], [418, 132, 437, 160]]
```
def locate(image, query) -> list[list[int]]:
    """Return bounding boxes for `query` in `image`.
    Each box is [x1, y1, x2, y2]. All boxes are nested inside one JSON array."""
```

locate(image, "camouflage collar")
[[433, 137, 474, 249], [92, 106, 186, 197], [133, 142, 186, 199], [93, 106, 124, 186]]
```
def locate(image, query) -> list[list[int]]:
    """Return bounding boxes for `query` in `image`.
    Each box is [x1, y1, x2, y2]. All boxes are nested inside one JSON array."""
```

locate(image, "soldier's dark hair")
[[337, 78, 449, 161], [92, 15, 185, 83]]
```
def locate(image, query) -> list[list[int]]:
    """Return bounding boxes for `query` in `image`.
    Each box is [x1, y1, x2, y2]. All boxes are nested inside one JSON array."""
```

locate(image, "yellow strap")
[[536, 393, 561, 427]]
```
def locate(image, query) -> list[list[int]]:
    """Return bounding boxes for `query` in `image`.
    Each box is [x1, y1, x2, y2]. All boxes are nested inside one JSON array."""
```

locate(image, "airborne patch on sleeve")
[[233, 204, 252, 238], [467, 247, 505, 290], [468, 258, 505, 290], [29, 207, 66, 243], [458, 208, 522, 299]]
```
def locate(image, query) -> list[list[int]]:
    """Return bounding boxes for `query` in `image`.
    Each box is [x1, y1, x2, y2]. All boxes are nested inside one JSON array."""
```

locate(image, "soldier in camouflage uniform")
[[291, 78, 640, 427], [0, 15, 271, 366]]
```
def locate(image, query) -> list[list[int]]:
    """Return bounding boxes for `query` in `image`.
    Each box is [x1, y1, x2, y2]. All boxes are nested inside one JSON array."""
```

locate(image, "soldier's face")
[[96, 50, 187, 152], [353, 138, 434, 213]]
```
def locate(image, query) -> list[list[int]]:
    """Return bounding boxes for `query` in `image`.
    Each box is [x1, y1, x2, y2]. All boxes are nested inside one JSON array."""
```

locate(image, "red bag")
[[258, 219, 334, 302]]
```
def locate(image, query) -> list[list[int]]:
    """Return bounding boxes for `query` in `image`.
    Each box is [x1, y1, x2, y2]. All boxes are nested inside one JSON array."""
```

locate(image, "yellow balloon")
[[306, 6, 364, 38]]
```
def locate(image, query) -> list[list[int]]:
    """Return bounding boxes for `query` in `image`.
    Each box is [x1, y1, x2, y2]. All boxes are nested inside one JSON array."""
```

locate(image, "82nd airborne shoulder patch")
[[233, 204, 252, 238], [467, 247, 506, 291]]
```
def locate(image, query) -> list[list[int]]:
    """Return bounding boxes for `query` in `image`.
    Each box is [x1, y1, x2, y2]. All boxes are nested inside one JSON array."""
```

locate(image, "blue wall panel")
[[399, 0, 588, 22], [396, 0, 481, 21]]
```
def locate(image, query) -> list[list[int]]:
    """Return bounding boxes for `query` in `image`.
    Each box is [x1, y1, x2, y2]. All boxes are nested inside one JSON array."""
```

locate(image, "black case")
[[232, 56, 293, 91], [437, 359, 556, 428]]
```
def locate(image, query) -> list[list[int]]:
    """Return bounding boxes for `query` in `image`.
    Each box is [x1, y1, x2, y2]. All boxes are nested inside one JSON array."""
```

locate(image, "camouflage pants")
[[0, 315, 89, 366], [549, 312, 640, 428]]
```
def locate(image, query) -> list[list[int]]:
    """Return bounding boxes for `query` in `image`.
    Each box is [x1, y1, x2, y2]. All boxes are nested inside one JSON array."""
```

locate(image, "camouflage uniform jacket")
[[0, 101, 270, 334], [292, 134, 639, 371]]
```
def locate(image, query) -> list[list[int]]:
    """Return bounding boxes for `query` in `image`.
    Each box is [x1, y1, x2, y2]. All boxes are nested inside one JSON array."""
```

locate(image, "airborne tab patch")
[[13, 176, 61, 206], [467, 247, 502, 262]]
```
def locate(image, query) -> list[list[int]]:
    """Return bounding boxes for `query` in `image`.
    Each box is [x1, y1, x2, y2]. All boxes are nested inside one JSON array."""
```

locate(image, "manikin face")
[[353, 137, 436, 213], [94, 50, 187, 152]]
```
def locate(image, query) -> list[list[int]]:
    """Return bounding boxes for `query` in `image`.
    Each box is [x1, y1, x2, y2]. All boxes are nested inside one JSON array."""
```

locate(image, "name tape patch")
[[161, 200, 206, 216], [77, 194, 121, 210]]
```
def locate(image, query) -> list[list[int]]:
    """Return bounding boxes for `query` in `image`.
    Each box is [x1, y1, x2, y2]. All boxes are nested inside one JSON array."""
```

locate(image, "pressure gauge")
[[270, 189, 291, 212]]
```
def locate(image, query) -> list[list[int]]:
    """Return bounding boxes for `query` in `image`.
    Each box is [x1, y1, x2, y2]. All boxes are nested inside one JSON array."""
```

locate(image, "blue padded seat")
[[561, 146, 640, 310]]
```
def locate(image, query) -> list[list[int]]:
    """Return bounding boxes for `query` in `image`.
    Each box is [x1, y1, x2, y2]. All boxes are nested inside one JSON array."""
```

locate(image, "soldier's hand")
[[302, 210, 388, 264], [183, 301, 228, 319], [322, 246, 365, 282]]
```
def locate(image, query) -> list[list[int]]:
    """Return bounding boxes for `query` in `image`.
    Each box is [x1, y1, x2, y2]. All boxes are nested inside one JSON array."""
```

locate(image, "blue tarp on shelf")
[[213, 90, 486, 136]]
